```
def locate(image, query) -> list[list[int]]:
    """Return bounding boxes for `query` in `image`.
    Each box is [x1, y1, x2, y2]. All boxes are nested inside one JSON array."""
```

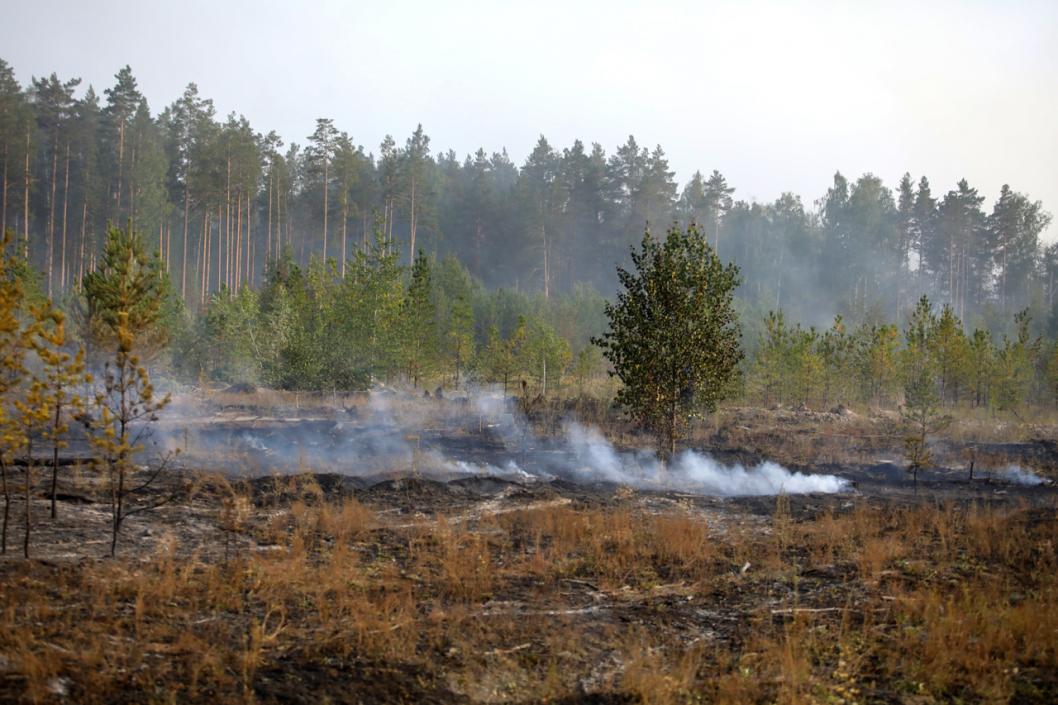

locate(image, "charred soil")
[[1, 402, 1057, 704]]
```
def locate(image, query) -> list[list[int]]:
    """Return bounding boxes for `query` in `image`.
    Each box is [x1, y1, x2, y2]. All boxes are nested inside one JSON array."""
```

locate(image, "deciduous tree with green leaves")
[[594, 224, 742, 460], [518, 313, 571, 398]]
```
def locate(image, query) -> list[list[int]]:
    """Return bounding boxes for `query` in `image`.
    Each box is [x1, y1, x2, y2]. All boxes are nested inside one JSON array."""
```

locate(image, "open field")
[[2, 392, 1058, 704]]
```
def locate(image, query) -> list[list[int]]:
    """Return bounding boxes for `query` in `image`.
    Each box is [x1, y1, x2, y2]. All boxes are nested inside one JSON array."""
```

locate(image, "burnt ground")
[[1, 400, 1057, 703]]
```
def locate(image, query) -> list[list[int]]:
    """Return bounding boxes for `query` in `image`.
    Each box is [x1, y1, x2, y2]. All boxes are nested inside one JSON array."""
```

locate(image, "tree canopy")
[[594, 224, 742, 459]]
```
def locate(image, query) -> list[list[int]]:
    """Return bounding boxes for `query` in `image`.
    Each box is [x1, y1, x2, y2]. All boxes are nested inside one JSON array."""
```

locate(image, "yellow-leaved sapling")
[[0, 230, 27, 554], [85, 312, 172, 556]]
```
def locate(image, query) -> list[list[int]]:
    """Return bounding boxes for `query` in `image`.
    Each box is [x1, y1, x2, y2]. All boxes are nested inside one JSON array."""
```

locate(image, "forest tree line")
[[1, 59, 1054, 335], [177, 226, 1058, 418]]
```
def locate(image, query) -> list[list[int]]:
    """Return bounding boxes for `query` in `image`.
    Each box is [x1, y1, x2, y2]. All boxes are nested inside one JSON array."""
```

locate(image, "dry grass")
[[1, 484, 1057, 704]]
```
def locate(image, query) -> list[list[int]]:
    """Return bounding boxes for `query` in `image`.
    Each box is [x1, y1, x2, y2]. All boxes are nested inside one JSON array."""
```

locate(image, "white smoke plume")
[[988, 465, 1046, 486], [157, 388, 850, 497], [563, 422, 850, 496]]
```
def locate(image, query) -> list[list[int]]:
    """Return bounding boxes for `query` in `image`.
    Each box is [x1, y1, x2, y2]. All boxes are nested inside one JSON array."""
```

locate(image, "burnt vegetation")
[[1, 54, 1058, 705], [1, 470, 1056, 704]]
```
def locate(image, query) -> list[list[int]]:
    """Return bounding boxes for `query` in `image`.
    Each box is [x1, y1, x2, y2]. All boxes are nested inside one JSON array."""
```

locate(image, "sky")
[[3, 0, 1056, 237]]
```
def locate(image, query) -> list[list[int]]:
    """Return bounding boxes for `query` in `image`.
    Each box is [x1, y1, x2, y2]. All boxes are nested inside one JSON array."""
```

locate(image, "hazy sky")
[[4, 0, 1056, 237]]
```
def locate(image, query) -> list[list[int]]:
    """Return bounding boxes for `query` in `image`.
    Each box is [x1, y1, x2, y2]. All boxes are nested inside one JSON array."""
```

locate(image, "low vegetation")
[[1, 472, 1055, 704]]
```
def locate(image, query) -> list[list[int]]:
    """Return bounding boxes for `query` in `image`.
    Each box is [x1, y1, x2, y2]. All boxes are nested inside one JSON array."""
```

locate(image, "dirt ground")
[[1, 398, 1057, 704]]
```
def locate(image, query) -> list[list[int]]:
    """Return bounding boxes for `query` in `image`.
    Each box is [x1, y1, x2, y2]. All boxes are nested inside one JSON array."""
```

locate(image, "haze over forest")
[[4, 8, 1058, 702], [1, 1, 1056, 335]]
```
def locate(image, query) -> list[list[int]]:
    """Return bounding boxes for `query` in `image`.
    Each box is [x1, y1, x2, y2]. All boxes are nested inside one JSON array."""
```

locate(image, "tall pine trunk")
[[181, 166, 190, 298], [60, 142, 70, 291], [225, 155, 231, 291], [276, 180, 283, 256], [1, 147, 8, 239], [408, 175, 416, 264], [128, 134, 138, 232], [198, 210, 208, 304], [22, 127, 30, 258], [322, 160, 329, 262], [47, 135, 57, 296], [78, 201, 87, 283], [246, 194, 252, 285], [216, 205, 223, 293], [266, 169, 273, 265], [235, 191, 242, 288], [541, 225, 550, 299], [474, 219, 483, 274], [341, 200, 348, 276], [114, 120, 124, 222]]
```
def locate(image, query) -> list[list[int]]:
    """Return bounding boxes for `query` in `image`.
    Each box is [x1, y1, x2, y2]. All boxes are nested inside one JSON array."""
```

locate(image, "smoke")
[[562, 422, 849, 495], [987, 465, 1046, 486], [156, 388, 850, 497]]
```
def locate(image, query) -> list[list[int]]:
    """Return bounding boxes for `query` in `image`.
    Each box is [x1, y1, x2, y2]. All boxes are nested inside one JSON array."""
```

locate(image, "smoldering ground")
[[151, 388, 852, 497]]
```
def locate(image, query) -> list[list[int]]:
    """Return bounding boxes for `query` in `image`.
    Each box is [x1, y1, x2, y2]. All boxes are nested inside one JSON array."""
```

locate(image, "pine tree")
[[378, 135, 399, 240], [102, 66, 143, 224], [85, 310, 171, 556], [306, 118, 338, 262], [676, 170, 708, 229], [851, 322, 901, 407], [433, 255, 475, 389], [331, 132, 364, 275], [0, 61, 25, 239], [989, 185, 1052, 313], [69, 87, 102, 290], [912, 176, 938, 292], [11, 320, 51, 558], [80, 201, 172, 558], [967, 328, 994, 408], [1045, 342, 1058, 409], [80, 224, 170, 362], [401, 250, 438, 388], [901, 296, 948, 490], [401, 125, 432, 265], [752, 310, 790, 406], [30, 309, 89, 520], [520, 136, 560, 297], [0, 231, 27, 554], [992, 310, 1038, 417], [702, 169, 734, 253], [30, 73, 81, 296], [818, 316, 850, 407], [482, 319, 526, 398], [162, 83, 215, 298], [936, 180, 985, 319], [333, 230, 404, 386], [929, 304, 969, 406]]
